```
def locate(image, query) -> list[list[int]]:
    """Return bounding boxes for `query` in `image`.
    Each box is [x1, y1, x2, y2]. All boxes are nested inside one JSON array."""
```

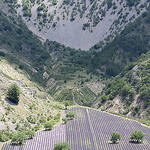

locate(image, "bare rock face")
[[16, 0, 149, 50]]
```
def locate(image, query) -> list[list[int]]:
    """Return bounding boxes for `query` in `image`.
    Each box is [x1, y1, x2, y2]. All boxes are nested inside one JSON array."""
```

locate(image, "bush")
[[101, 96, 107, 103], [0, 131, 9, 142], [110, 132, 121, 143], [65, 102, 69, 109], [27, 115, 36, 124], [7, 83, 20, 104], [44, 121, 54, 130], [11, 131, 27, 145], [25, 130, 35, 139], [66, 112, 75, 120], [52, 0, 57, 5], [130, 130, 145, 143], [62, 118, 68, 124], [63, 0, 70, 5], [53, 142, 71, 150]]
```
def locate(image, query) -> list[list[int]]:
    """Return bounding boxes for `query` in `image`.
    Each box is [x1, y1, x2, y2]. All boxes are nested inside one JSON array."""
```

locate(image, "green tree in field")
[[53, 142, 71, 150], [130, 130, 145, 143], [11, 131, 27, 145], [7, 83, 20, 104], [62, 118, 68, 124], [110, 132, 121, 143], [66, 112, 75, 120], [44, 121, 54, 130]]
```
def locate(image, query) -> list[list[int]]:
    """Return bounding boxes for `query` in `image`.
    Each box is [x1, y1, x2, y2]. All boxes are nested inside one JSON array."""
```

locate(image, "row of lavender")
[[1, 113, 66, 150], [88, 109, 150, 150], [65, 107, 150, 150], [65, 107, 96, 150], [2, 107, 150, 150]]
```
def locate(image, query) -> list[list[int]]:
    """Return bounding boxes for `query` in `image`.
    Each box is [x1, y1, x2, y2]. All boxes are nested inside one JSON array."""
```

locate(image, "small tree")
[[110, 132, 121, 143], [25, 130, 35, 139], [53, 142, 71, 150], [66, 112, 74, 120], [7, 83, 20, 104], [44, 121, 54, 131], [130, 130, 145, 143], [11, 131, 27, 145], [0, 131, 9, 142], [62, 118, 68, 124]]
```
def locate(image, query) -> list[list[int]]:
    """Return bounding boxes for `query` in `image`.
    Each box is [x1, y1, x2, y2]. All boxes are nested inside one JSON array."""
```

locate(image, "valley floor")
[[1, 107, 150, 150]]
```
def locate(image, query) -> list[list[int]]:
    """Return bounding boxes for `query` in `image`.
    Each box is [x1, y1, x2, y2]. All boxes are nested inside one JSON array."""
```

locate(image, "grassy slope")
[[0, 58, 64, 132], [0, 8, 51, 84]]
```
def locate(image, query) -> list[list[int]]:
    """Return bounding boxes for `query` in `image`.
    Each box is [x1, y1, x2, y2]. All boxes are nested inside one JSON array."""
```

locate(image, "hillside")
[[90, 8, 150, 76], [0, 58, 65, 143], [96, 51, 150, 121], [0, 4, 106, 106], [1, 0, 150, 110], [3, 0, 149, 50]]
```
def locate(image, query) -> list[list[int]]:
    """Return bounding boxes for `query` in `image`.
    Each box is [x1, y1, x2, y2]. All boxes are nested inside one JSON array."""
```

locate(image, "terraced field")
[[2, 107, 150, 150]]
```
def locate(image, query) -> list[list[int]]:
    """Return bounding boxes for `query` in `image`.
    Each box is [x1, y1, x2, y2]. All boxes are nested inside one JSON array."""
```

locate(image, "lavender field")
[[2, 107, 150, 150]]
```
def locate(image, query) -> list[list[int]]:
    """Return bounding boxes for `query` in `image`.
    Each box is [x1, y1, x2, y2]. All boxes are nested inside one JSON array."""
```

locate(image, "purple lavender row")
[[2, 124, 66, 150], [88, 108, 150, 150], [65, 107, 96, 150]]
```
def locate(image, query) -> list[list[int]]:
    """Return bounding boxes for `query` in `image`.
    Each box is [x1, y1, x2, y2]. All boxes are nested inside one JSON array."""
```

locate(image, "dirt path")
[[86, 108, 98, 150]]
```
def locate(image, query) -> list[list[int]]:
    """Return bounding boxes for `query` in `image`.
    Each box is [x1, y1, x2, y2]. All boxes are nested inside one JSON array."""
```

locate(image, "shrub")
[[27, 115, 36, 124], [52, 0, 57, 5], [53, 142, 71, 150], [44, 121, 54, 130], [110, 132, 121, 143], [7, 83, 20, 104], [25, 130, 35, 139], [0, 131, 9, 142], [62, 118, 68, 124], [101, 96, 107, 103], [65, 102, 69, 109], [130, 130, 145, 143], [63, 0, 70, 5], [66, 112, 75, 120], [11, 131, 27, 145]]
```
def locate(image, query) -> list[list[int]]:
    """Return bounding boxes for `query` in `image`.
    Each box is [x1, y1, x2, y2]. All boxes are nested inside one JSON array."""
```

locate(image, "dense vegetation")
[[0, 9, 50, 84], [91, 10, 150, 76], [100, 50, 150, 120]]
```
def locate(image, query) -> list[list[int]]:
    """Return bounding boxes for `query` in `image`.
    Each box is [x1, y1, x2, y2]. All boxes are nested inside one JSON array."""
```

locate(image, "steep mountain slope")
[[0, 58, 64, 135], [0, 3, 105, 106], [2, 0, 150, 109], [91, 8, 150, 76], [96, 51, 150, 121], [4, 0, 149, 50], [0, 6, 51, 84]]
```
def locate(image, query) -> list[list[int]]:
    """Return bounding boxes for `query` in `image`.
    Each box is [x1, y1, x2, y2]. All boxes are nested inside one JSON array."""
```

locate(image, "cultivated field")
[[2, 107, 150, 150]]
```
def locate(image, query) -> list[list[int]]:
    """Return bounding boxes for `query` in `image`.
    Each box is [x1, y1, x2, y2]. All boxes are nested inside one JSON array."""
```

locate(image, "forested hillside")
[[97, 51, 150, 122], [91, 9, 150, 76]]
